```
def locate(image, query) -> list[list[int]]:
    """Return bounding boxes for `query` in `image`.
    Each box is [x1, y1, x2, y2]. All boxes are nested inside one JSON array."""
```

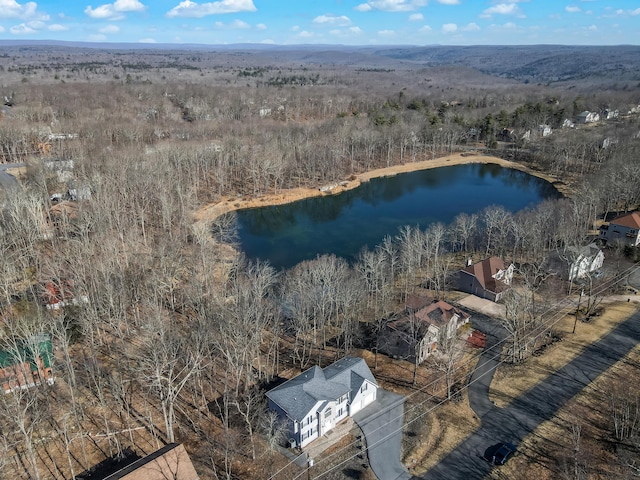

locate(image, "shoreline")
[[193, 153, 565, 225]]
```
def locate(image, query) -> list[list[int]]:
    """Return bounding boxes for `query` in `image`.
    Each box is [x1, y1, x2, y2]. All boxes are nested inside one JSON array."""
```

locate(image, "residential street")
[[414, 308, 640, 480]]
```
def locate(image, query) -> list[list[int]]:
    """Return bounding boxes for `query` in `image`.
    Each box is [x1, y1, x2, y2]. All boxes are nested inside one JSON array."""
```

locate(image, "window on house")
[[361, 383, 368, 393], [324, 408, 332, 419]]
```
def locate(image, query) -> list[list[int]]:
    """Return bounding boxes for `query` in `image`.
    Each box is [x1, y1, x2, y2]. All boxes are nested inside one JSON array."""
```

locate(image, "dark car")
[[491, 442, 516, 465]]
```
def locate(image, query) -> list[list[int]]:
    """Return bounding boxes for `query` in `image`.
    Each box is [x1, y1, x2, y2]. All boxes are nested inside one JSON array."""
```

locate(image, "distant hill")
[[0, 40, 638, 85], [366, 45, 640, 84]]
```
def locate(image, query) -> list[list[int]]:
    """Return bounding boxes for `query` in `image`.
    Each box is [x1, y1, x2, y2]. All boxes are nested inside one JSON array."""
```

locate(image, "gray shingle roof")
[[266, 356, 376, 422]]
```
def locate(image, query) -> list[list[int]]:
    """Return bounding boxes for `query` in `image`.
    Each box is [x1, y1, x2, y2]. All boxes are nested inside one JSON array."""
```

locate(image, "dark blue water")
[[234, 163, 560, 270]]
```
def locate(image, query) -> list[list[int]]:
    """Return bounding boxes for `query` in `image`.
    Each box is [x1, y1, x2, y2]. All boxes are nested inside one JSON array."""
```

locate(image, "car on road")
[[493, 442, 516, 465]]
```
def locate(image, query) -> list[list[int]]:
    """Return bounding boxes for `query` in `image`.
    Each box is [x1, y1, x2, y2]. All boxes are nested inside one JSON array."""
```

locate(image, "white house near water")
[[266, 356, 378, 448]]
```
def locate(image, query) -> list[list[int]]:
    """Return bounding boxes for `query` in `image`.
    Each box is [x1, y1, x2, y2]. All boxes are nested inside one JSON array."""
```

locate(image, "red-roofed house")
[[456, 257, 514, 302], [381, 300, 471, 364], [599, 212, 640, 246]]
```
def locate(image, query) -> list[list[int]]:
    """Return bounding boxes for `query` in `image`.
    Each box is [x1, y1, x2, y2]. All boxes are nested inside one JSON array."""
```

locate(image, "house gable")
[[266, 356, 377, 447], [458, 257, 512, 300]]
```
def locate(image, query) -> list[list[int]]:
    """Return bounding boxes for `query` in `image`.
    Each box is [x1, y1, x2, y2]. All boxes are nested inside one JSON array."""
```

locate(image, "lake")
[[233, 163, 561, 270]]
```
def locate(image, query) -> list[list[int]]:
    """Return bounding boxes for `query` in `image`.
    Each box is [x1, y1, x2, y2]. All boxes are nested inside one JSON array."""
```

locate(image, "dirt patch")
[[5, 166, 26, 178]]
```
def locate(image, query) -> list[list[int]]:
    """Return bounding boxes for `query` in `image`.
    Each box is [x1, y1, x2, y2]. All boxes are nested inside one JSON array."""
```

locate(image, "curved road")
[[414, 309, 640, 480], [0, 162, 24, 191], [467, 315, 507, 419]]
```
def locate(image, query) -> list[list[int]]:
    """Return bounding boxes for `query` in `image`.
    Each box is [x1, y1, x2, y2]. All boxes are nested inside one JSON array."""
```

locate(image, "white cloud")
[[10, 22, 36, 34], [409, 13, 423, 21], [632, 8, 640, 15], [0, 26, 4, 32], [0, 0, 49, 21], [138, 37, 156, 43], [298, 30, 313, 38], [437, 0, 460, 4], [231, 19, 249, 28], [419, 24, 432, 31], [291, 25, 299, 31], [114, 0, 144, 10], [85, 0, 145, 19], [588, 24, 597, 30], [480, 3, 525, 18], [88, 33, 107, 41], [214, 19, 254, 28], [357, 0, 427, 13], [461, 22, 480, 31], [441, 22, 457, 33], [260, 38, 275, 44], [378, 29, 395, 35], [312, 14, 352, 26], [256, 23, 266, 30], [99, 24, 120, 33], [565, 5, 581, 13], [350, 26, 363, 34], [166, 0, 256, 18], [48, 23, 68, 31]]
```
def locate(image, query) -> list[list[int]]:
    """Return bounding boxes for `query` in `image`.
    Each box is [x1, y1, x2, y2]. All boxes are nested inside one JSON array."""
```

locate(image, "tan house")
[[456, 257, 514, 302], [382, 300, 471, 364], [102, 444, 199, 480]]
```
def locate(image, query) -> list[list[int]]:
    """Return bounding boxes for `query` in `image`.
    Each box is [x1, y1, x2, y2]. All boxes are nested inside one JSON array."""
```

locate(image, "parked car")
[[491, 442, 516, 465]]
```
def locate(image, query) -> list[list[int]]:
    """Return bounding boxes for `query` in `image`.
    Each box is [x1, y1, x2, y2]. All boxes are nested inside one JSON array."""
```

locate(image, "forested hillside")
[[0, 44, 639, 479]]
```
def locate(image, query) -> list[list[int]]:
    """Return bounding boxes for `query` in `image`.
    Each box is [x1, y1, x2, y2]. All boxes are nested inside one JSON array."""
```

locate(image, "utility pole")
[[572, 289, 584, 334], [307, 457, 314, 480]]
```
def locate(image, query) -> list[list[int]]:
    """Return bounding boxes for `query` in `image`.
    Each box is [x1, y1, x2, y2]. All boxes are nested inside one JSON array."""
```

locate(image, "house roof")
[[405, 294, 432, 312], [415, 301, 470, 328], [0, 334, 53, 370], [266, 357, 376, 422], [102, 444, 199, 480], [462, 257, 508, 294], [568, 242, 603, 260], [610, 211, 640, 230]]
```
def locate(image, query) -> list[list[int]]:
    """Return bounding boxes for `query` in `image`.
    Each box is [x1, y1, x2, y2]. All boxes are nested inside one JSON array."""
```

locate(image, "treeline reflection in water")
[[228, 163, 561, 270]]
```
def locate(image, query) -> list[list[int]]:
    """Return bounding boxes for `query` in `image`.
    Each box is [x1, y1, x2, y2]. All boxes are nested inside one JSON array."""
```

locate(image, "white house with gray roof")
[[266, 356, 378, 448]]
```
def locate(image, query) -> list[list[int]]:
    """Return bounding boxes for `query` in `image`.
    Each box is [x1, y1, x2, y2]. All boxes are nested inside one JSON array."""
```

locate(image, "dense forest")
[[1, 44, 640, 480]]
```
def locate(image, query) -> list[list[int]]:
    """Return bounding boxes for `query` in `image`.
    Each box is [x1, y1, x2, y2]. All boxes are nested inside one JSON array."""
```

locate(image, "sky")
[[0, 0, 638, 46]]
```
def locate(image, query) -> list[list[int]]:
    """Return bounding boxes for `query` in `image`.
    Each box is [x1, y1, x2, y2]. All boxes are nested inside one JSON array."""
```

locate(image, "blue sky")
[[0, 0, 638, 45]]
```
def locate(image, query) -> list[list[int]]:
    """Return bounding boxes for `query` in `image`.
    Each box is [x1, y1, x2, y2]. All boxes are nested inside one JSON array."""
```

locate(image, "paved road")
[[414, 309, 640, 480], [467, 314, 507, 419], [0, 162, 24, 191], [354, 389, 411, 480]]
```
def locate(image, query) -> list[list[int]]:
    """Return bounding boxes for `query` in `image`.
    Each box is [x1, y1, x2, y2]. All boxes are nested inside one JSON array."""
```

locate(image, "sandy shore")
[[193, 153, 563, 225]]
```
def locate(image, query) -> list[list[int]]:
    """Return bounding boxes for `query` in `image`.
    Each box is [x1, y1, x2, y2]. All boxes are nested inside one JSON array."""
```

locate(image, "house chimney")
[[466, 258, 473, 267]]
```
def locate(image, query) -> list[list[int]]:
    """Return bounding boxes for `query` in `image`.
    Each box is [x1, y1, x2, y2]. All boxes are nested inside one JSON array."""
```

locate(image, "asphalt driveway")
[[414, 308, 640, 480], [353, 389, 411, 480], [467, 314, 508, 419]]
